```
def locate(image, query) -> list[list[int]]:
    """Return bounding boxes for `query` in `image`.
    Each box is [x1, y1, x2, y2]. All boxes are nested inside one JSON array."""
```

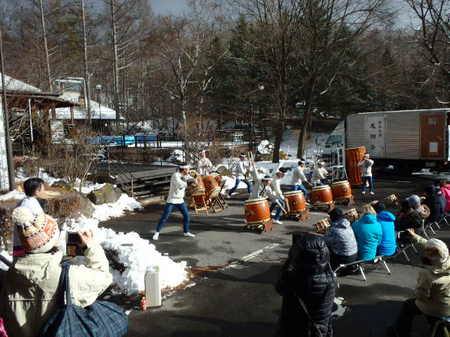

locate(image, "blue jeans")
[[156, 202, 190, 233], [361, 176, 374, 193], [292, 184, 308, 196], [270, 197, 286, 221], [229, 178, 253, 195]]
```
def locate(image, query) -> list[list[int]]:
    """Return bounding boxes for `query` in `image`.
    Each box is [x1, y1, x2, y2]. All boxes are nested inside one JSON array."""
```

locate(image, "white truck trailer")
[[323, 108, 450, 173]]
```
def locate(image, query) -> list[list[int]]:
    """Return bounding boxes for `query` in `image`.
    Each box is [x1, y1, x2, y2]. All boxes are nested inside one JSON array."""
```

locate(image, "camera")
[[66, 232, 85, 256]]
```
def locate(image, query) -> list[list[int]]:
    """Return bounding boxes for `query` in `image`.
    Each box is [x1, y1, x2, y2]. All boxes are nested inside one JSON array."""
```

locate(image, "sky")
[[148, 0, 416, 27], [150, 0, 189, 15]]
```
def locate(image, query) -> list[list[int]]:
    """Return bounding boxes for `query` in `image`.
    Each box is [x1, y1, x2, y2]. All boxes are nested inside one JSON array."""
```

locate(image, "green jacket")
[[0, 243, 112, 337], [411, 233, 450, 317]]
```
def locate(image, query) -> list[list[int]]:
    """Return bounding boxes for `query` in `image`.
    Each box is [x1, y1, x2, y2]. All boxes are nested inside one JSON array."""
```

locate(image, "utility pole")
[[39, 0, 52, 92], [0, 28, 16, 191], [110, 0, 120, 121], [80, 0, 92, 124]]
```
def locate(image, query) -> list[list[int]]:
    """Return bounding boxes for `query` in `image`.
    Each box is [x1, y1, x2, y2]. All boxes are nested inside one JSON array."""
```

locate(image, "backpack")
[[39, 263, 128, 337]]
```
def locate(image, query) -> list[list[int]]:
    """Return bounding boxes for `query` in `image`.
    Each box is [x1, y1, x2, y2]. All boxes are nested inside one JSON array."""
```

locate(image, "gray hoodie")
[[323, 218, 358, 256]]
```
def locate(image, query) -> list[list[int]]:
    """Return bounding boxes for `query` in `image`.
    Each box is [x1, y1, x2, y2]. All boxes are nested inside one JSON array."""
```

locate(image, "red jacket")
[[440, 184, 450, 212]]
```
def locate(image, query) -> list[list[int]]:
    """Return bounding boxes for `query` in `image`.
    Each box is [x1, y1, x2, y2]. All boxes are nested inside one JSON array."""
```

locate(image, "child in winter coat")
[[439, 180, 450, 213], [389, 231, 450, 337], [323, 208, 358, 270], [275, 232, 336, 337], [351, 204, 383, 261], [373, 202, 397, 256]]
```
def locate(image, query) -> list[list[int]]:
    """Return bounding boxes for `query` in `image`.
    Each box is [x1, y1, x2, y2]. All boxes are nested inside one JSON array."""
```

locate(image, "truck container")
[[324, 108, 450, 173]]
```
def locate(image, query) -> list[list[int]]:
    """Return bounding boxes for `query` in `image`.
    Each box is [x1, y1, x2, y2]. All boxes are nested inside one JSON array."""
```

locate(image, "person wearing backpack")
[[275, 232, 336, 337], [0, 207, 113, 337]]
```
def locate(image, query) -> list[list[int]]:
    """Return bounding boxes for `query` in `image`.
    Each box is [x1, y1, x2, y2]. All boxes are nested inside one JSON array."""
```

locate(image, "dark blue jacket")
[[376, 211, 397, 256]]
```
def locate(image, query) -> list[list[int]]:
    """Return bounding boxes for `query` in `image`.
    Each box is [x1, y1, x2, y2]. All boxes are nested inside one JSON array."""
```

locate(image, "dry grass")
[[45, 192, 83, 219], [0, 200, 18, 250]]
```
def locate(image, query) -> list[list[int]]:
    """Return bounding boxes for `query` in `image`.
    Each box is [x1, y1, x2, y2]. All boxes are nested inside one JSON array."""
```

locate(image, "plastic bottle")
[[144, 266, 162, 308]]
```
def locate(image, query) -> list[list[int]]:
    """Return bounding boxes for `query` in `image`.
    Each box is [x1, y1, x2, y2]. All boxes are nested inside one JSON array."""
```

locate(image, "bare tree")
[[38, 0, 52, 92], [156, 17, 227, 158], [405, 0, 449, 104], [295, 0, 389, 158], [227, 0, 389, 160], [80, 0, 92, 123]]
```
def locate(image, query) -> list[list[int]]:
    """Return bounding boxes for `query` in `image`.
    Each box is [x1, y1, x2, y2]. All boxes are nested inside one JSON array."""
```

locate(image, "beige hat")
[[12, 207, 60, 254]]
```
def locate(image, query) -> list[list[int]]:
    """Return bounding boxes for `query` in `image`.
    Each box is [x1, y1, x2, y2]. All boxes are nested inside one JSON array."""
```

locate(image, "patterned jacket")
[[323, 218, 358, 257]]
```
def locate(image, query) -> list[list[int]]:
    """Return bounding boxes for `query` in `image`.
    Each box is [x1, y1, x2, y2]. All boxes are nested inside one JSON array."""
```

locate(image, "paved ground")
[[102, 176, 442, 337]]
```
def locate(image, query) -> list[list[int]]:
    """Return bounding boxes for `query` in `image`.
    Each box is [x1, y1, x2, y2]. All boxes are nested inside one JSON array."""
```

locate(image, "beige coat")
[[411, 233, 450, 317], [0, 243, 113, 337]]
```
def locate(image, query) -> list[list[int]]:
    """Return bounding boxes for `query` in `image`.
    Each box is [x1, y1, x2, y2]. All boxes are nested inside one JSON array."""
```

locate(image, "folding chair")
[[439, 215, 449, 227], [430, 317, 450, 337], [425, 222, 438, 236], [333, 260, 366, 288], [397, 242, 418, 262], [333, 256, 391, 288]]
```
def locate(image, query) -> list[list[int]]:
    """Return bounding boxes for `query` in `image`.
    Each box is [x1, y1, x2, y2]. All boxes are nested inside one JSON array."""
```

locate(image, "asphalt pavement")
[[102, 177, 442, 337]]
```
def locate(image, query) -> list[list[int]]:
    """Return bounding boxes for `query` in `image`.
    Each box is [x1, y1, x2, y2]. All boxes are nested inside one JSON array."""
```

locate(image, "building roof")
[[0, 73, 41, 93], [6, 92, 79, 109], [55, 92, 119, 120]]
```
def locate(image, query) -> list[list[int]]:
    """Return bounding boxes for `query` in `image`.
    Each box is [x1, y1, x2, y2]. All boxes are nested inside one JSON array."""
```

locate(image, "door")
[[420, 113, 446, 158]]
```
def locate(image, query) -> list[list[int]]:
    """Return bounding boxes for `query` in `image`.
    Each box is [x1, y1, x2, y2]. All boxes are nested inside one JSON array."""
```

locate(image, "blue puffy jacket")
[[376, 211, 397, 256], [351, 214, 383, 261]]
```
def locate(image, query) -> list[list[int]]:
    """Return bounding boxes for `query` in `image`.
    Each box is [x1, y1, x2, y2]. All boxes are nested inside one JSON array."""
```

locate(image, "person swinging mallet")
[[153, 164, 196, 240]]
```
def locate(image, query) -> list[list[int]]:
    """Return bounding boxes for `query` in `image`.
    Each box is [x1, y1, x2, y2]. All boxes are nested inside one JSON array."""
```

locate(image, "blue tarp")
[[85, 135, 157, 146]]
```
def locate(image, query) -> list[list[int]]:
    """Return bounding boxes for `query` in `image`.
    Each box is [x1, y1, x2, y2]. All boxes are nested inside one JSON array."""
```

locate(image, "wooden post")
[[0, 28, 15, 191]]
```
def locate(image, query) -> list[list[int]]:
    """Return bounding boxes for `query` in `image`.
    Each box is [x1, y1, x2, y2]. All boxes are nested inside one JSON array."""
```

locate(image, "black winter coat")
[[275, 233, 336, 337], [394, 210, 423, 232], [423, 193, 444, 222]]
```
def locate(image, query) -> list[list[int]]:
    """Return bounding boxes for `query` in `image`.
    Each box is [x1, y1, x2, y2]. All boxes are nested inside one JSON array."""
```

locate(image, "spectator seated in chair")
[[389, 230, 450, 337], [423, 185, 445, 224], [395, 199, 424, 244], [439, 179, 450, 215], [351, 204, 383, 262], [323, 208, 358, 273], [373, 201, 397, 257]]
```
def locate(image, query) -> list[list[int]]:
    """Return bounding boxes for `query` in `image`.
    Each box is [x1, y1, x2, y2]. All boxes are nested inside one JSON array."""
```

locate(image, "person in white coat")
[[358, 153, 375, 195], [312, 162, 329, 186], [249, 162, 265, 200], [250, 166, 285, 225], [153, 165, 196, 240], [270, 171, 287, 224], [291, 161, 308, 196], [197, 150, 213, 176], [228, 153, 253, 197]]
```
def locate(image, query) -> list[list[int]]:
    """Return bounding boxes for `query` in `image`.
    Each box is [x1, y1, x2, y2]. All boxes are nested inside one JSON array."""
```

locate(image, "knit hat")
[[179, 164, 190, 170], [407, 195, 422, 210], [262, 175, 273, 181], [11, 207, 60, 254]]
